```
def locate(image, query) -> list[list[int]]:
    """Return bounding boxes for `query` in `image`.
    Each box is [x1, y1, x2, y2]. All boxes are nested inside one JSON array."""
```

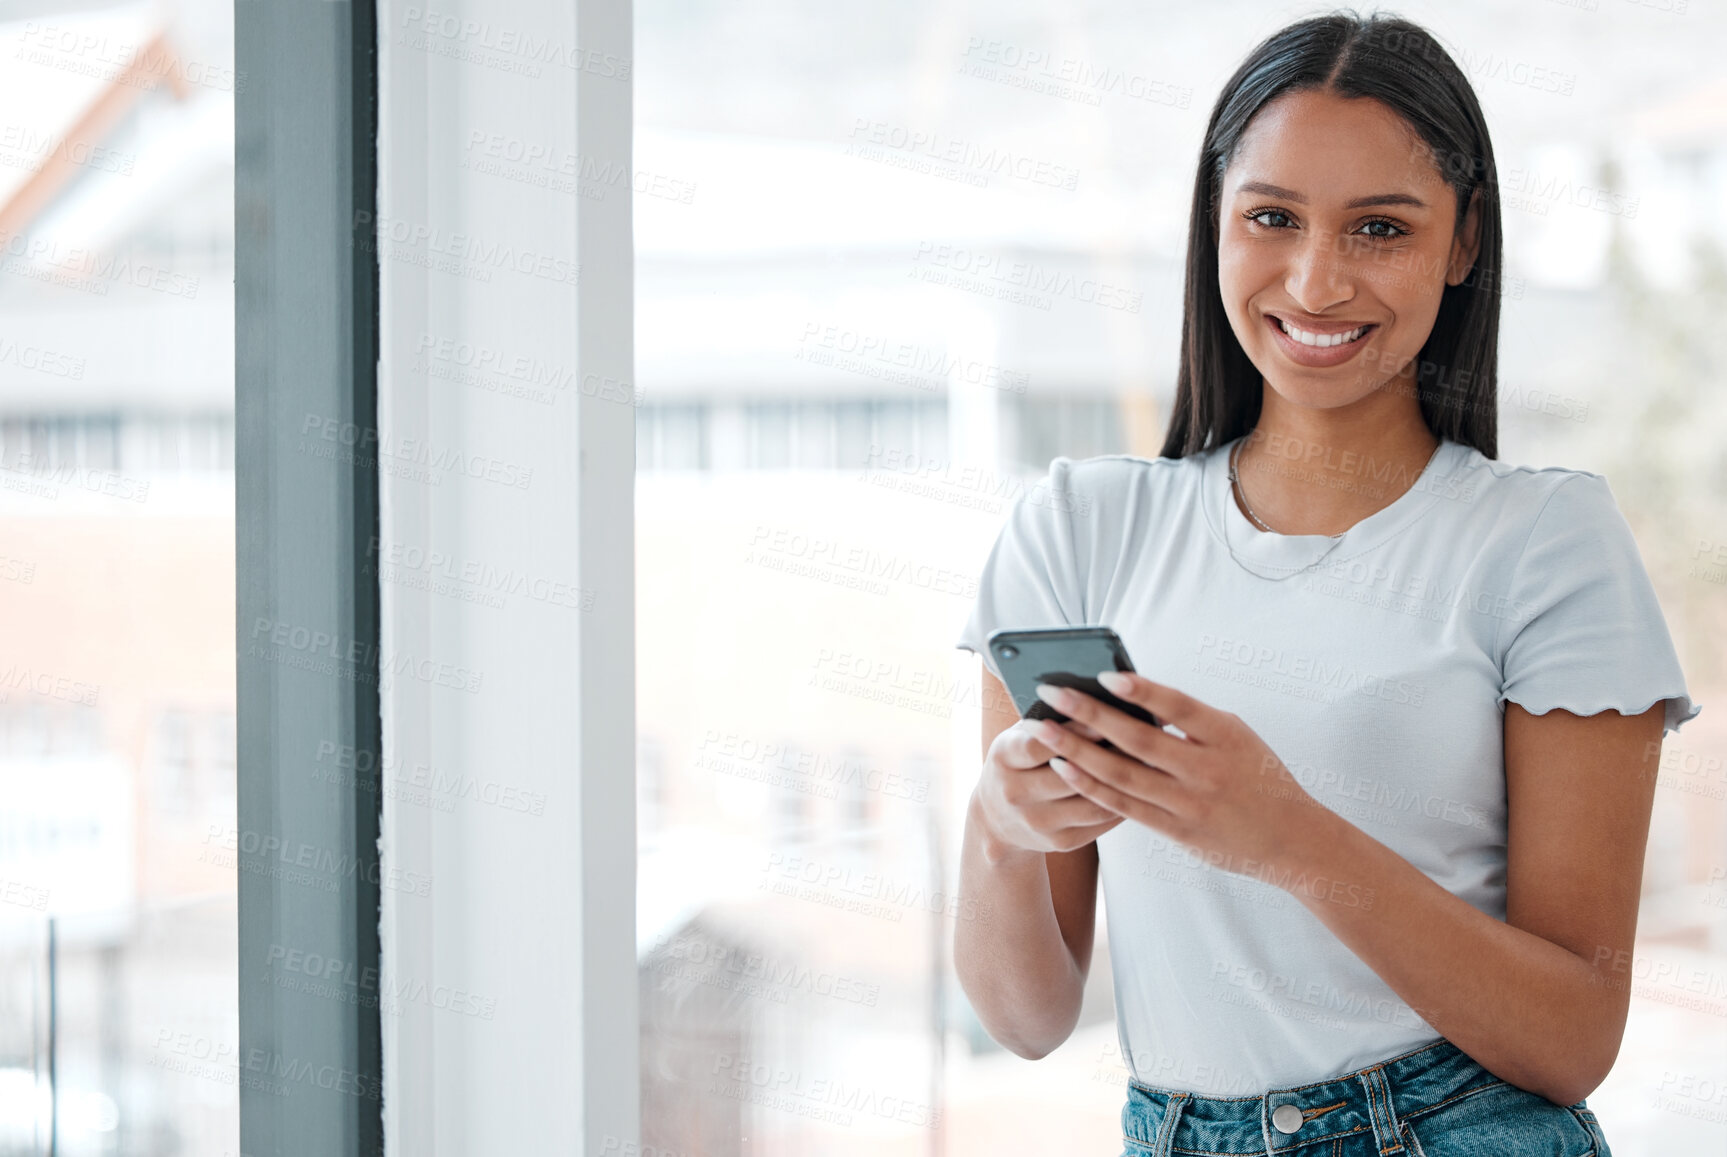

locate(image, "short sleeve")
[[954, 456, 1089, 684], [1496, 472, 1700, 736]]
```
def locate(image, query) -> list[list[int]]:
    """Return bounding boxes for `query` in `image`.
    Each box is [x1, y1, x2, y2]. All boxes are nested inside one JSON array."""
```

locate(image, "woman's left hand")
[[1025, 671, 1322, 876]]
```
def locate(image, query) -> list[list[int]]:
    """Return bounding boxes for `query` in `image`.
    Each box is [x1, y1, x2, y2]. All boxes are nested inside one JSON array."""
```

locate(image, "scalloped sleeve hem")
[[1495, 472, 1701, 743], [1498, 690, 1701, 737]]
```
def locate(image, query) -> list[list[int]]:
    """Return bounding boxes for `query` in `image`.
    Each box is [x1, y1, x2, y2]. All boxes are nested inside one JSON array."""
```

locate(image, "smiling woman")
[[951, 9, 1698, 1157]]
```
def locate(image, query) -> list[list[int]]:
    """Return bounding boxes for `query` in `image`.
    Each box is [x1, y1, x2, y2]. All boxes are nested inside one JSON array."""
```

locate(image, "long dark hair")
[[1159, 9, 1503, 461]]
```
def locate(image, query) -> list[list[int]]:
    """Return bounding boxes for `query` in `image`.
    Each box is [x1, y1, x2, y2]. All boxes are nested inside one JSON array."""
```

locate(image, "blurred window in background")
[[0, 0, 237, 1153]]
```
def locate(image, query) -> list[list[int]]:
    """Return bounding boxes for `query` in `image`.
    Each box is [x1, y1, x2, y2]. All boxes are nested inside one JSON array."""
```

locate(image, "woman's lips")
[[1264, 313, 1377, 368]]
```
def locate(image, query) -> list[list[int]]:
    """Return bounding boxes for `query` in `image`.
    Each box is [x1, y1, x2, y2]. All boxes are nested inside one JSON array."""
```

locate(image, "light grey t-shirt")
[[954, 436, 1699, 1094]]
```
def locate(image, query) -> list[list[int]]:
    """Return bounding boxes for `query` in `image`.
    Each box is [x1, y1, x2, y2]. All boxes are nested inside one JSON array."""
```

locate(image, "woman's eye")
[[1243, 209, 1407, 239]]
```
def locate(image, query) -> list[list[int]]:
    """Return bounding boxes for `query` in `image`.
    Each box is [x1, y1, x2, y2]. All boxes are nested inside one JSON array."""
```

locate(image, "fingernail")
[[1025, 719, 1055, 739], [1097, 671, 1131, 693], [1034, 683, 1071, 707]]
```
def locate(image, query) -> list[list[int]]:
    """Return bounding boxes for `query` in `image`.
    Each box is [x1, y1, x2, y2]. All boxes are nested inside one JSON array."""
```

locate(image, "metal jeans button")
[[1271, 1103, 1305, 1133]]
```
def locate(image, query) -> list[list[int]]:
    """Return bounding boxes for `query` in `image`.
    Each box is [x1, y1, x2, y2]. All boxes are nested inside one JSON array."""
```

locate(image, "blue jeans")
[[1120, 1037, 1611, 1156]]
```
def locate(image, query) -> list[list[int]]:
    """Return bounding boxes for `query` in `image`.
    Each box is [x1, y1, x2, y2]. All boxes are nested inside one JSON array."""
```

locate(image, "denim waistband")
[[1122, 1037, 1507, 1155]]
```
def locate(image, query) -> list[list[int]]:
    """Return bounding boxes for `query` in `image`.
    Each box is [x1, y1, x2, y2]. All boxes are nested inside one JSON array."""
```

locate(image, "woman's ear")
[[1445, 186, 1484, 286]]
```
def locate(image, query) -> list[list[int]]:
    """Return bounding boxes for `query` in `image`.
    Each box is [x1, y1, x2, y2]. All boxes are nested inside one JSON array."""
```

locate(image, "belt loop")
[[1357, 1065, 1406, 1154], [1151, 1090, 1189, 1157]]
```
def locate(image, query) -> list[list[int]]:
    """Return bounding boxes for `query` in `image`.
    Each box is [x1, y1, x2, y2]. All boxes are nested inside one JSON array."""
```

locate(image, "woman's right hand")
[[973, 717, 1126, 862]]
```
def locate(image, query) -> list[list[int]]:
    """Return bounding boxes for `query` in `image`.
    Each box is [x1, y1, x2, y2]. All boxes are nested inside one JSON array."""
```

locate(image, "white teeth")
[[1277, 318, 1367, 347]]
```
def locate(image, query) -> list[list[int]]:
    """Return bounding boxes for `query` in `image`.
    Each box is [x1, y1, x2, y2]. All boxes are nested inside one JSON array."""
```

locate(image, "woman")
[[952, 10, 1698, 1157]]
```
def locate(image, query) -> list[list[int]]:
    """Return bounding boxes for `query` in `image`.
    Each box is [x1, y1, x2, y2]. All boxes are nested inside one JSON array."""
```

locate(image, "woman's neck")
[[1232, 382, 1441, 537]]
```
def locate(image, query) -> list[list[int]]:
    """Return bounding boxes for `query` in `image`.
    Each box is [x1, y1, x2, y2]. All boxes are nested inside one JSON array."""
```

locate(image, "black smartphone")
[[987, 626, 1159, 749]]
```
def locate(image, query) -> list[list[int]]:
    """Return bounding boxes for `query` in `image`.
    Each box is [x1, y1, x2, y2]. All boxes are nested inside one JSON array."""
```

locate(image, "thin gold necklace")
[[1228, 440, 1274, 533], [1222, 438, 1346, 581], [1227, 439, 1345, 539]]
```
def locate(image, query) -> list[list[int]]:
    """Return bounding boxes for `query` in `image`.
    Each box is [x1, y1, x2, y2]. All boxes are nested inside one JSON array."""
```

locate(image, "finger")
[[1025, 793, 1120, 830], [1094, 671, 1223, 744], [1030, 690, 1190, 773], [1036, 724, 1180, 816], [1000, 720, 1061, 769], [1043, 739, 1181, 821], [1051, 739, 1180, 816], [1048, 815, 1126, 849], [1003, 718, 1110, 769], [1051, 757, 1177, 831], [1001, 762, 1088, 805], [1066, 718, 1106, 742]]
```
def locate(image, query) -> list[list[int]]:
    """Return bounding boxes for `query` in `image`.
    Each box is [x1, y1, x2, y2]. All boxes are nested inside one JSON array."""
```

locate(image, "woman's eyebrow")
[[1232, 179, 1428, 210]]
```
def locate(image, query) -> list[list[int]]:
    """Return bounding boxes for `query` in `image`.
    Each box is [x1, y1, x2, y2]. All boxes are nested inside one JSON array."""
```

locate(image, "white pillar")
[[376, 1, 637, 1152]]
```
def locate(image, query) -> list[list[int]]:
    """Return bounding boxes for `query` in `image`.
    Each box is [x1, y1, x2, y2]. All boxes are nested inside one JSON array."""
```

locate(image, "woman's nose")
[[1284, 230, 1358, 311]]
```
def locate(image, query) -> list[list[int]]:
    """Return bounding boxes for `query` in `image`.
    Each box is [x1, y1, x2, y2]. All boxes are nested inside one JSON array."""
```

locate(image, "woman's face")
[[1216, 88, 1481, 413]]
